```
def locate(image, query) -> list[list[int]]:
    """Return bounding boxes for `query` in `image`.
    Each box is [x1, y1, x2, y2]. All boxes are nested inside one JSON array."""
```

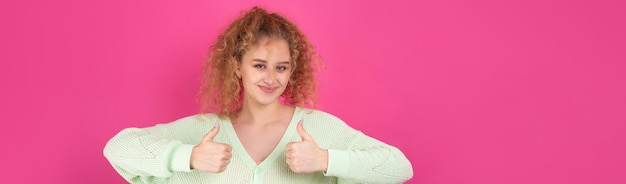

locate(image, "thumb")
[[202, 121, 220, 142], [296, 120, 313, 141]]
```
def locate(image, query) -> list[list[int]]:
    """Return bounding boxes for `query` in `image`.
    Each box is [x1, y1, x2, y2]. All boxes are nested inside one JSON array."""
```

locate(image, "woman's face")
[[238, 37, 292, 106]]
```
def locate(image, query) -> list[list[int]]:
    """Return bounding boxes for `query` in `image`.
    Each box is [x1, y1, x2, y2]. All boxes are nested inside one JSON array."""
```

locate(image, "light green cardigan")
[[104, 107, 413, 183]]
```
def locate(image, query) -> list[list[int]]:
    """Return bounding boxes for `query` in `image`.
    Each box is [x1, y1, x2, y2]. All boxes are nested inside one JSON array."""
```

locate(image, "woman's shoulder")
[[144, 113, 224, 137], [296, 107, 352, 129], [298, 106, 339, 119], [154, 113, 223, 129]]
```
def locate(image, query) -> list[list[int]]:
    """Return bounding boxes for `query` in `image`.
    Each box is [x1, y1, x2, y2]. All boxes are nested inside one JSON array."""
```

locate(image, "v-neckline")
[[222, 106, 301, 168]]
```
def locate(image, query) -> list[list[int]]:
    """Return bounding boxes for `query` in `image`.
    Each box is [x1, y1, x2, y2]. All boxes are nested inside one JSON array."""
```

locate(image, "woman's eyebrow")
[[252, 59, 290, 64], [252, 59, 267, 63]]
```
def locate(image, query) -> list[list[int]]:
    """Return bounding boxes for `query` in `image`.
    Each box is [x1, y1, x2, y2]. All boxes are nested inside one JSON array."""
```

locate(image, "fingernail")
[[214, 120, 219, 127], [301, 119, 304, 126]]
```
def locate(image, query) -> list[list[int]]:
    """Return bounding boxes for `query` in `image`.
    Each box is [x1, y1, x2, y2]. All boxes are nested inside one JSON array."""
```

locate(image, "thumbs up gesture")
[[286, 120, 329, 173], [190, 121, 232, 173]]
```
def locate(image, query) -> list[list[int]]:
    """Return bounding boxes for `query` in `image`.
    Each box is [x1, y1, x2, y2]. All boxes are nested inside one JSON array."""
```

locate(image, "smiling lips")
[[259, 85, 277, 93]]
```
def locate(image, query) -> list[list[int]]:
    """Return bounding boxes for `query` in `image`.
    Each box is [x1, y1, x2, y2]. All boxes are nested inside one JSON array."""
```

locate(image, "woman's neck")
[[235, 100, 291, 126]]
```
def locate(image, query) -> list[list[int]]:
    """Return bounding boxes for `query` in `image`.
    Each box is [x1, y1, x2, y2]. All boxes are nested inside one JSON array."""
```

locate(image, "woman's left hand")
[[286, 120, 328, 173]]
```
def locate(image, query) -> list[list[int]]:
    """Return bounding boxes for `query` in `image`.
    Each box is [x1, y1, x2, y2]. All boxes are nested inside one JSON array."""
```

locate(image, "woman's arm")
[[324, 131, 414, 184], [304, 110, 414, 183], [103, 126, 195, 183]]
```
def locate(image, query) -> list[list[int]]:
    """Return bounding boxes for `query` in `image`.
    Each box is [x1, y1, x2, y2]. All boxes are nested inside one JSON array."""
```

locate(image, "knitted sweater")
[[104, 107, 413, 184]]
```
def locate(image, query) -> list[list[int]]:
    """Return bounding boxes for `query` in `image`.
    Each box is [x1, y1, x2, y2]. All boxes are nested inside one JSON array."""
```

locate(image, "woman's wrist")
[[320, 149, 329, 172]]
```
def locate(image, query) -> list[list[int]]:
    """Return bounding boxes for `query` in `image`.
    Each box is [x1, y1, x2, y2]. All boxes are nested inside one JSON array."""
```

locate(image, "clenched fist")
[[190, 121, 232, 173], [286, 120, 328, 173]]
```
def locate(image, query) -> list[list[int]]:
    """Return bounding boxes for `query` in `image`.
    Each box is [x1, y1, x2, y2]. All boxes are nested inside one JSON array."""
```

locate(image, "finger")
[[296, 120, 313, 141], [217, 144, 231, 152], [218, 166, 227, 173], [202, 121, 220, 142]]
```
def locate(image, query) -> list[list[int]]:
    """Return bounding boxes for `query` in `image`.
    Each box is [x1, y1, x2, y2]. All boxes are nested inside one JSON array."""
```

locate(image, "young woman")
[[104, 7, 413, 184]]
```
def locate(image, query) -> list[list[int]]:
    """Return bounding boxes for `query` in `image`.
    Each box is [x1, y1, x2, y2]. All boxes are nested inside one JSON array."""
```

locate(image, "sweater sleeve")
[[310, 112, 413, 184], [103, 126, 195, 184]]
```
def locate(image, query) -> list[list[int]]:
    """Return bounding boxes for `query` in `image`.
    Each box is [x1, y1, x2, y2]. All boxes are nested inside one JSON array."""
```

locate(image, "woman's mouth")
[[259, 85, 277, 93]]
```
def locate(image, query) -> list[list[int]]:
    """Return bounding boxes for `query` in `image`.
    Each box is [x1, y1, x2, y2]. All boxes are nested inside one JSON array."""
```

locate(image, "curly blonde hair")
[[199, 6, 321, 116]]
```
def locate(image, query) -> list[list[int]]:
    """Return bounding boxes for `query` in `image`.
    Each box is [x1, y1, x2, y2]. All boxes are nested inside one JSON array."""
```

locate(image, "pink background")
[[1, 0, 625, 183]]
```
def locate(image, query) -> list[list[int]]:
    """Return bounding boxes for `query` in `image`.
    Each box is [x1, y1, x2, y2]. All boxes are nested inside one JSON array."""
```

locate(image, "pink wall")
[[1, 0, 625, 183]]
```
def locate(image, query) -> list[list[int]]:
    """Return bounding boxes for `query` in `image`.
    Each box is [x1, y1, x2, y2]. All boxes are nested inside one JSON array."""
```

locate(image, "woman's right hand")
[[190, 122, 232, 173]]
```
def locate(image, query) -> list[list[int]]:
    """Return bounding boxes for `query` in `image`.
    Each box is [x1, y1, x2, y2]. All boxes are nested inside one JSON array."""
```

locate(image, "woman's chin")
[[252, 97, 280, 106]]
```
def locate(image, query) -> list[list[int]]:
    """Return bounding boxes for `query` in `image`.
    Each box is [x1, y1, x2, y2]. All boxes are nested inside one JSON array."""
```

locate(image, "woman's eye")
[[254, 64, 265, 69], [277, 66, 287, 71]]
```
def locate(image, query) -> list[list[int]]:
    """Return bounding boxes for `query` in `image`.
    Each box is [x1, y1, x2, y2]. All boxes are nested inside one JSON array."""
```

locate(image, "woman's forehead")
[[245, 37, 291, 62]]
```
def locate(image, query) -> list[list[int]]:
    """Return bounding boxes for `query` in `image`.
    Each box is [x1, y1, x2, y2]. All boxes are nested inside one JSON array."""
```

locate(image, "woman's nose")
[[263, 71, 276, 84]]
